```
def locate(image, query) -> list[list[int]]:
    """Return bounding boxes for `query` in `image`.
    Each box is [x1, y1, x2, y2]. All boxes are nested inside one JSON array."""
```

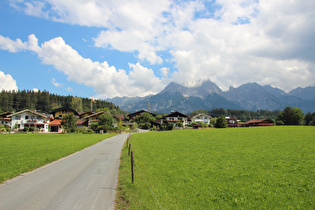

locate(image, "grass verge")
[[116, 126, 314, 209], [0, 133, 115, 183]]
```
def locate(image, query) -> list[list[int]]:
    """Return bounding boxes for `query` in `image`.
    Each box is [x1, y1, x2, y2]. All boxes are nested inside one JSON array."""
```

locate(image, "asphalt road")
[[0, 134, 128, 210]]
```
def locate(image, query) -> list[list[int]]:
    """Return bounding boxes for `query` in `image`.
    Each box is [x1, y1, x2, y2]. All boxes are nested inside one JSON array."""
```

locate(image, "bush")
[[162, 122, 174, 131], [29, 126, 35, 132], [77, 126, 94, 134], [96, 125, 112, 133], [175, 121, 183, 128], [215, 116, 227, 128], [140, 122, 151, 129]]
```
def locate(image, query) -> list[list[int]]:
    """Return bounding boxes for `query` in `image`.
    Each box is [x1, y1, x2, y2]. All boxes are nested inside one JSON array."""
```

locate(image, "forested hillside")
[[0, 90, 123, 114]]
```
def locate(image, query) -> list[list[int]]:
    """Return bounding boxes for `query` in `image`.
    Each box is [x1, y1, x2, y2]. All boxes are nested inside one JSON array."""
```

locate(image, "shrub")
[[215, 116, 227, 128], [175, 121, 183, 128], [77, 126, 94, 134]]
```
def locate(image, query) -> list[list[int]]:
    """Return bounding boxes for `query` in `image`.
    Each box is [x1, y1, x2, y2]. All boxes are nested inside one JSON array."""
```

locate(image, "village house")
[[243, 119, 274, 127], [226, 116, 238, 127], [8, 109, 50, 132], [161, 111, 189, 127], [190, 113, 211, 125], [127, 110, 156, 120], [50, 107, 79, 119], [0, 111, 12, 127]]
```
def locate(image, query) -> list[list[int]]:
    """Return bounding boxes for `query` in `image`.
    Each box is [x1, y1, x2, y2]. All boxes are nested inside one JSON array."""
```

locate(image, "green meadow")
[[0, 134, 115, 183], [116, 126, 314, 209]]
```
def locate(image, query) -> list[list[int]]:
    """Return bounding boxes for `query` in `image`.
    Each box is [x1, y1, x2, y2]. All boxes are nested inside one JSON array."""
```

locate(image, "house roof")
[[0, 112, 12, 118], [127, 110, 156, 117], [113, 115, 124, 120], [244, 119, 273, 124], [48, 120, 62, 126], [83, 111, 106, 120], [163, 111, 188, 118], [7, 109, 48, 119], [78, 111, 94, 118], [50, 107, 79, 115], [76, 120, 86, 125]]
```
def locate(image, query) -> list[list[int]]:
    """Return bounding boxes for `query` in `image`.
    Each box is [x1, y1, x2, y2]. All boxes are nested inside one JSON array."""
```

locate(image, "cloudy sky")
[[0, 0, 314, 99]]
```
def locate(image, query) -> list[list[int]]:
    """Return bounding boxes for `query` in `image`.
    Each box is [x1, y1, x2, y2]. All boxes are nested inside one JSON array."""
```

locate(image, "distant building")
[[190, 113, 211, 125], [243, 119, 274, 127], [127, 110, 156, 120], [225, 116, 238, 127], [162, 111, 189, 127], [50, 107, 79, 119], [0, 111, 12, 127]]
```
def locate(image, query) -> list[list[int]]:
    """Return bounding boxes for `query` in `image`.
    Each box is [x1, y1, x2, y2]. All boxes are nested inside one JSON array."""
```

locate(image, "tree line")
[[0, 89, 123, 114]]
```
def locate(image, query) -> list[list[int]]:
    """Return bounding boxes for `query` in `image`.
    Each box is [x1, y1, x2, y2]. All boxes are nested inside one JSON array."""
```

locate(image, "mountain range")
[[108, 80, 315, 114]]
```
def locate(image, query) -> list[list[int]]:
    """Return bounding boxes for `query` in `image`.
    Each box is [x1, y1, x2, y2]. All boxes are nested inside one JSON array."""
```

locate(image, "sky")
[[0, 0, 314, 99]]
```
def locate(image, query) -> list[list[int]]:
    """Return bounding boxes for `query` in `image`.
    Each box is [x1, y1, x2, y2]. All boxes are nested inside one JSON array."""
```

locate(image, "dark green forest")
[[0, 90, 123, 114]]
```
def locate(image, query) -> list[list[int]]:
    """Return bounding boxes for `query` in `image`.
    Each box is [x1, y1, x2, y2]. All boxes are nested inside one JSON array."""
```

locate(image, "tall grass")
[[0, 134, 115, 183], [116, 126, 314, 209]]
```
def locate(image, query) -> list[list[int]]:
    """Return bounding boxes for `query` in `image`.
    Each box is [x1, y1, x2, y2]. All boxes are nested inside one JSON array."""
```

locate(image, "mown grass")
[[0, 134, 115, 183], [116, 126, 314, 209]]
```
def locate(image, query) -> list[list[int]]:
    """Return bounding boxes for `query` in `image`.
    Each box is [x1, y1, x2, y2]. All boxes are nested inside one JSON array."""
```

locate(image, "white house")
[[162, 111, 189, 127], [8, 109, 50, 132], [190, 113, 211, 124]]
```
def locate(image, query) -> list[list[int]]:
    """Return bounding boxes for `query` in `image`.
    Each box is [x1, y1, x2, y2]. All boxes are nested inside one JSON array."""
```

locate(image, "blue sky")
[[0, 0, 314, 99]]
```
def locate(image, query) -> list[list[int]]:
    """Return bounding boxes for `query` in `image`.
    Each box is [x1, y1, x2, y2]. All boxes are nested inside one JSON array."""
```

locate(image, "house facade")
[[0, 112, 12, 127], [225, 116, 238, 127], [162, 111, 189, 127], [190, 113, 211, 124], [50, 107, 79, 119], [8, 109, 50, 132]]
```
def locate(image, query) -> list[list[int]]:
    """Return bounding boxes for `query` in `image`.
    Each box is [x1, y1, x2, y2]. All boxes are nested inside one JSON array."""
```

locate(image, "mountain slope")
[[108, 81, 315, 114], [289, 86, 315, 101]]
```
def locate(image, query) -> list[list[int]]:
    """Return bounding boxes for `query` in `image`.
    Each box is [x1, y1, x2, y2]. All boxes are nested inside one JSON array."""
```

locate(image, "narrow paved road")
[[0, 134, 128, 210]]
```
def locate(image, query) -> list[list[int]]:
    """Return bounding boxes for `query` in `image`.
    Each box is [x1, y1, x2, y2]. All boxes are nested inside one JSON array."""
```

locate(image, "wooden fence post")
[[131, 151, 134, 183], [128, 143, 131, 156]]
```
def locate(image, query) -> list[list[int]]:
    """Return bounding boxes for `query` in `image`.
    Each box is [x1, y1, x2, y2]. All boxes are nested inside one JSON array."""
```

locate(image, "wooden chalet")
[[127, 110, 156, 120], [243, 119, 274, 127], [50, 107, 79, 119], [162, 111, 189, 127]]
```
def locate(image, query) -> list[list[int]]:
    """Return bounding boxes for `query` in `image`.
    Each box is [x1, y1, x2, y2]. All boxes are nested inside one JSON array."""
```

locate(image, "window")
[[30, 116, 35, 119], [37, 116, 41, 119], [25, 116, 29, 119], [15, 115, 21, 120]]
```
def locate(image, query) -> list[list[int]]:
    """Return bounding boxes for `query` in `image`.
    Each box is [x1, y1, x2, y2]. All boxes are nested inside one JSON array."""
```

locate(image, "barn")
[[243, 119, 274, 127]]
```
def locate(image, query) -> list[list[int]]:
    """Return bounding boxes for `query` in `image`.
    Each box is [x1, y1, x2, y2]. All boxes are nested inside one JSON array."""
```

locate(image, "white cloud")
[[32, 88, 39, 92], [0, 34, 164, 98], [5, 0, 315, 94], [160, 67, 169, 78], [0, 71, 18, 91], [0, 35, 27, 52], [51, 78, 63, 87]]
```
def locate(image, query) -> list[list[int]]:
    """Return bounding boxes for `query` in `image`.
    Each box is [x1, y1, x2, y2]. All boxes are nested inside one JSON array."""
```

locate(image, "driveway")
[[0, 134, 128, 210]]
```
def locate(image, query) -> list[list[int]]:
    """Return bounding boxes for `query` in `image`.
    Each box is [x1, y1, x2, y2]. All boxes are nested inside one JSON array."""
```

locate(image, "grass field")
[[0, 134, 115, 183], [116, 126, 314, 209]]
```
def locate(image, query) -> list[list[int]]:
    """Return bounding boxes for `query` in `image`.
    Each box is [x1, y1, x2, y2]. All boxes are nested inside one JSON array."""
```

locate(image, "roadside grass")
[[0, 134, 115, 183], [116, 126, 314, 209]]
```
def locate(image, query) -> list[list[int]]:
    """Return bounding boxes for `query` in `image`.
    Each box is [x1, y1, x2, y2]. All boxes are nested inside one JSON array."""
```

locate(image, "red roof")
[[76, 120, 86, 125], [48, 120, 62, 126]]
